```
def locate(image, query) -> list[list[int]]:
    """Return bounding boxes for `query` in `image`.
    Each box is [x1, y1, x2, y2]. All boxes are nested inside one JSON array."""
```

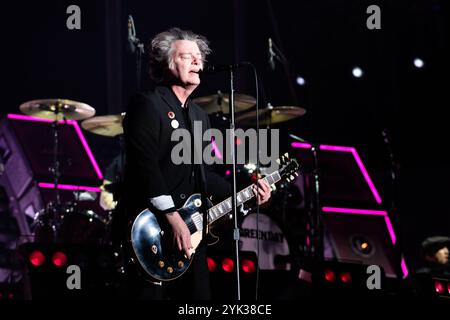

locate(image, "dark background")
[[1, 0, 449, 271]]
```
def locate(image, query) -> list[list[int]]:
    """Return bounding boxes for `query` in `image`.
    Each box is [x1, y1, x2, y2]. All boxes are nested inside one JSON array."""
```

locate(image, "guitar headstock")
[[276, 152, 300, 182]]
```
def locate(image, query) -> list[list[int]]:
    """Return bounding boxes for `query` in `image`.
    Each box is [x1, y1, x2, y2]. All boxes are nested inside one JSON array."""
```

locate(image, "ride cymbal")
[[81, 113, 125, 137], [193, 91, 256, 114], [236, 105, 306, 126], [19, 99, 95, 121]]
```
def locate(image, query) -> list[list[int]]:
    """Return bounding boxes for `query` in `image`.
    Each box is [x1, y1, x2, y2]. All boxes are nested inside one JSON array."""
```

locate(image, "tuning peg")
[[294, 172, 299, 177], [286, 177, 291, 182], [276, 158, 281, 165], [281, 155, 285, 163], [290, 175, 294, 180], [284, 152, 289, 158]]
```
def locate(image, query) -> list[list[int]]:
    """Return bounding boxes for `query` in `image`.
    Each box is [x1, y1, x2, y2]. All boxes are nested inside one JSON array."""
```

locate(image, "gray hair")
[[148, 27, 212, 83]]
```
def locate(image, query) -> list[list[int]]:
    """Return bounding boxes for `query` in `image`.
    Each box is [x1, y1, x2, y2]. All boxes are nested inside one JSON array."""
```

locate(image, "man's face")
[[169, 40, 203, 88], [435, 246, 449, 265]]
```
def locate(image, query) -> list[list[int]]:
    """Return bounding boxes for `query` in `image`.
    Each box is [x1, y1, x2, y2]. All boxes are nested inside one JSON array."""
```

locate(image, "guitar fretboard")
[[207, 171, 281, 224]]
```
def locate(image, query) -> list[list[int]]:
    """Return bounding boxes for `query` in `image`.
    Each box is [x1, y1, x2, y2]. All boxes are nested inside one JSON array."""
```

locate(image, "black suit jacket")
[[122, 85, 230, 221]]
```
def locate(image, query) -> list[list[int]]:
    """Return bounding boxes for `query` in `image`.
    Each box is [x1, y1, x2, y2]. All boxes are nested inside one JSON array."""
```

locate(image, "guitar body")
[[131, 194, 206, 281], [130, 156, 299, 281]]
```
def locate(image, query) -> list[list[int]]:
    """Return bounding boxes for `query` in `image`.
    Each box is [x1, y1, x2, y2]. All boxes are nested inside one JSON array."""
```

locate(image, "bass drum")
[[239, 213, 291, 270], [32, 202, 110, 244]]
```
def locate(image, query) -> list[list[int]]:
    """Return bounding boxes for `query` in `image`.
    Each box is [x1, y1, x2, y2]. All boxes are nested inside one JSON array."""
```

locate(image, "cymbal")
[[236, 105, 306, 126], [19, 99, 95, 121], [193, 92, 256, 114], [81, 113, 125, 137]]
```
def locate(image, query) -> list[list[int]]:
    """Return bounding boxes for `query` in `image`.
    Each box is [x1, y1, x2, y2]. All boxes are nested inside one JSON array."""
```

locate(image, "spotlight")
[[29, 250, 45, 267], [340, 272, 352, 284], [413, 58, 424, 68], [324, 269, 336, 283], [207, 257, 216, 272], [434, 281, 445, 294], [351, 235, 374, 257], [244, 163, 257, 173], [296, 76, 306, 86], [352, 67, 363, 78], [52, 251, 68, 267], [222, 258, 234, 273], [242, 259, 256, 273]]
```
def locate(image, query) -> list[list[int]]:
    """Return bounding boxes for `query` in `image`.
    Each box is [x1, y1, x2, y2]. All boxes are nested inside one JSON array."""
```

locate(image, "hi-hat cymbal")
[[81, 113, 125, 137], [193, 91, 256, 114], [19, 99, 95, 121], [236, 105, 306, 126]]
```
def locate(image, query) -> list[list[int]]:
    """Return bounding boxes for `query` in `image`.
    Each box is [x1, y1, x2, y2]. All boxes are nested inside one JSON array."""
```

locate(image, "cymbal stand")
[[290, 135, 324, 263], [51, 121, 61, 207], [49, 104, 64, 241], [310, 144, 324, 263]]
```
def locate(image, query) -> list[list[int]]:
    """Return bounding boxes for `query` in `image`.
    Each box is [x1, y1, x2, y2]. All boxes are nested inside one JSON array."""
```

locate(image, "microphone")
[[128, 15, 136, 53], [268, 38, 275, 70], [200, 62, 249, 75]]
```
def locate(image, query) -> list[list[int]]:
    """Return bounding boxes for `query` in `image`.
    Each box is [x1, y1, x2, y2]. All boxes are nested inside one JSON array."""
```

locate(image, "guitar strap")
[[186, 103, 211, 241], [198, 162, 211, 241]]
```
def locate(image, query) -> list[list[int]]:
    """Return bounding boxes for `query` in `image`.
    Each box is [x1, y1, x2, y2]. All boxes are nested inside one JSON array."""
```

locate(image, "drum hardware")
[[19, 98, 96, 207], [81, 113, 126, 203], [193, 91, 256, 115], [32, 202, 111, 244], [19, 98, 98, 243]]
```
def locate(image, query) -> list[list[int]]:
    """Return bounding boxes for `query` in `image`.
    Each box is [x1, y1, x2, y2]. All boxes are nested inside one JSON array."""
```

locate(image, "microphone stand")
[[268, 39, 298, 106], [128, 15, 145, 91], [228, 68, 242, 300], [290, 135, 324, 264], [204, 62, 251, 299], [381, 128, 403, 280], [135, 42, 144, 91]]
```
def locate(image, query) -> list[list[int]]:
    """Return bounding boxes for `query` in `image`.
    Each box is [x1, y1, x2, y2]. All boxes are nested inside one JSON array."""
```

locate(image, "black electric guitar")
[[130, 155, 299, 281]]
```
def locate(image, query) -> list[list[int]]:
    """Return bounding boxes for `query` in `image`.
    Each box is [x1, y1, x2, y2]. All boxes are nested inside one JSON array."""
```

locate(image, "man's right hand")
[[165, 211, 193, 258]]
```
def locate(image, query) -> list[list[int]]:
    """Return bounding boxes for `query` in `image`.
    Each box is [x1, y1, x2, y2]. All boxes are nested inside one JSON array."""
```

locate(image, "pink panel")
[[38, 182, 101, 193]]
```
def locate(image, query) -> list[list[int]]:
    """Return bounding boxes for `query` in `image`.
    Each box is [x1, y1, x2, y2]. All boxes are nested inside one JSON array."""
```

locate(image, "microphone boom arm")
[[271, 40, 288, 64]]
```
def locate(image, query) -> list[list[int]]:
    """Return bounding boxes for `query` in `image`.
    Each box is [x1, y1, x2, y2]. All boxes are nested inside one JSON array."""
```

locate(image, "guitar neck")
[[206, 171, 281, 225]]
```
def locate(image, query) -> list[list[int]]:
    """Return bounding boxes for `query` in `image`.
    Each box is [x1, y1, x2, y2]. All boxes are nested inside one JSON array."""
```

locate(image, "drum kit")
[[19, 98, 124, 244], [193, 91, 307, 126], [19, 93, 305, 245], [194, 91, 307, 268]]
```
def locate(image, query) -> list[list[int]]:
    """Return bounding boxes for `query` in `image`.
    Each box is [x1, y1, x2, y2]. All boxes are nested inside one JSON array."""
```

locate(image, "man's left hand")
[[252, 179, 272, 205]]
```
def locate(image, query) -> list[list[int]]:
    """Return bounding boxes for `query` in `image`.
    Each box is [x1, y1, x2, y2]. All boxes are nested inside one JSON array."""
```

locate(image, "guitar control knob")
[[167, 267, 173, 274], [178, 261, 184, 268], [151, 245, 158, 254], [158, 261, 165, 268], [194, 198, 202, 208]]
